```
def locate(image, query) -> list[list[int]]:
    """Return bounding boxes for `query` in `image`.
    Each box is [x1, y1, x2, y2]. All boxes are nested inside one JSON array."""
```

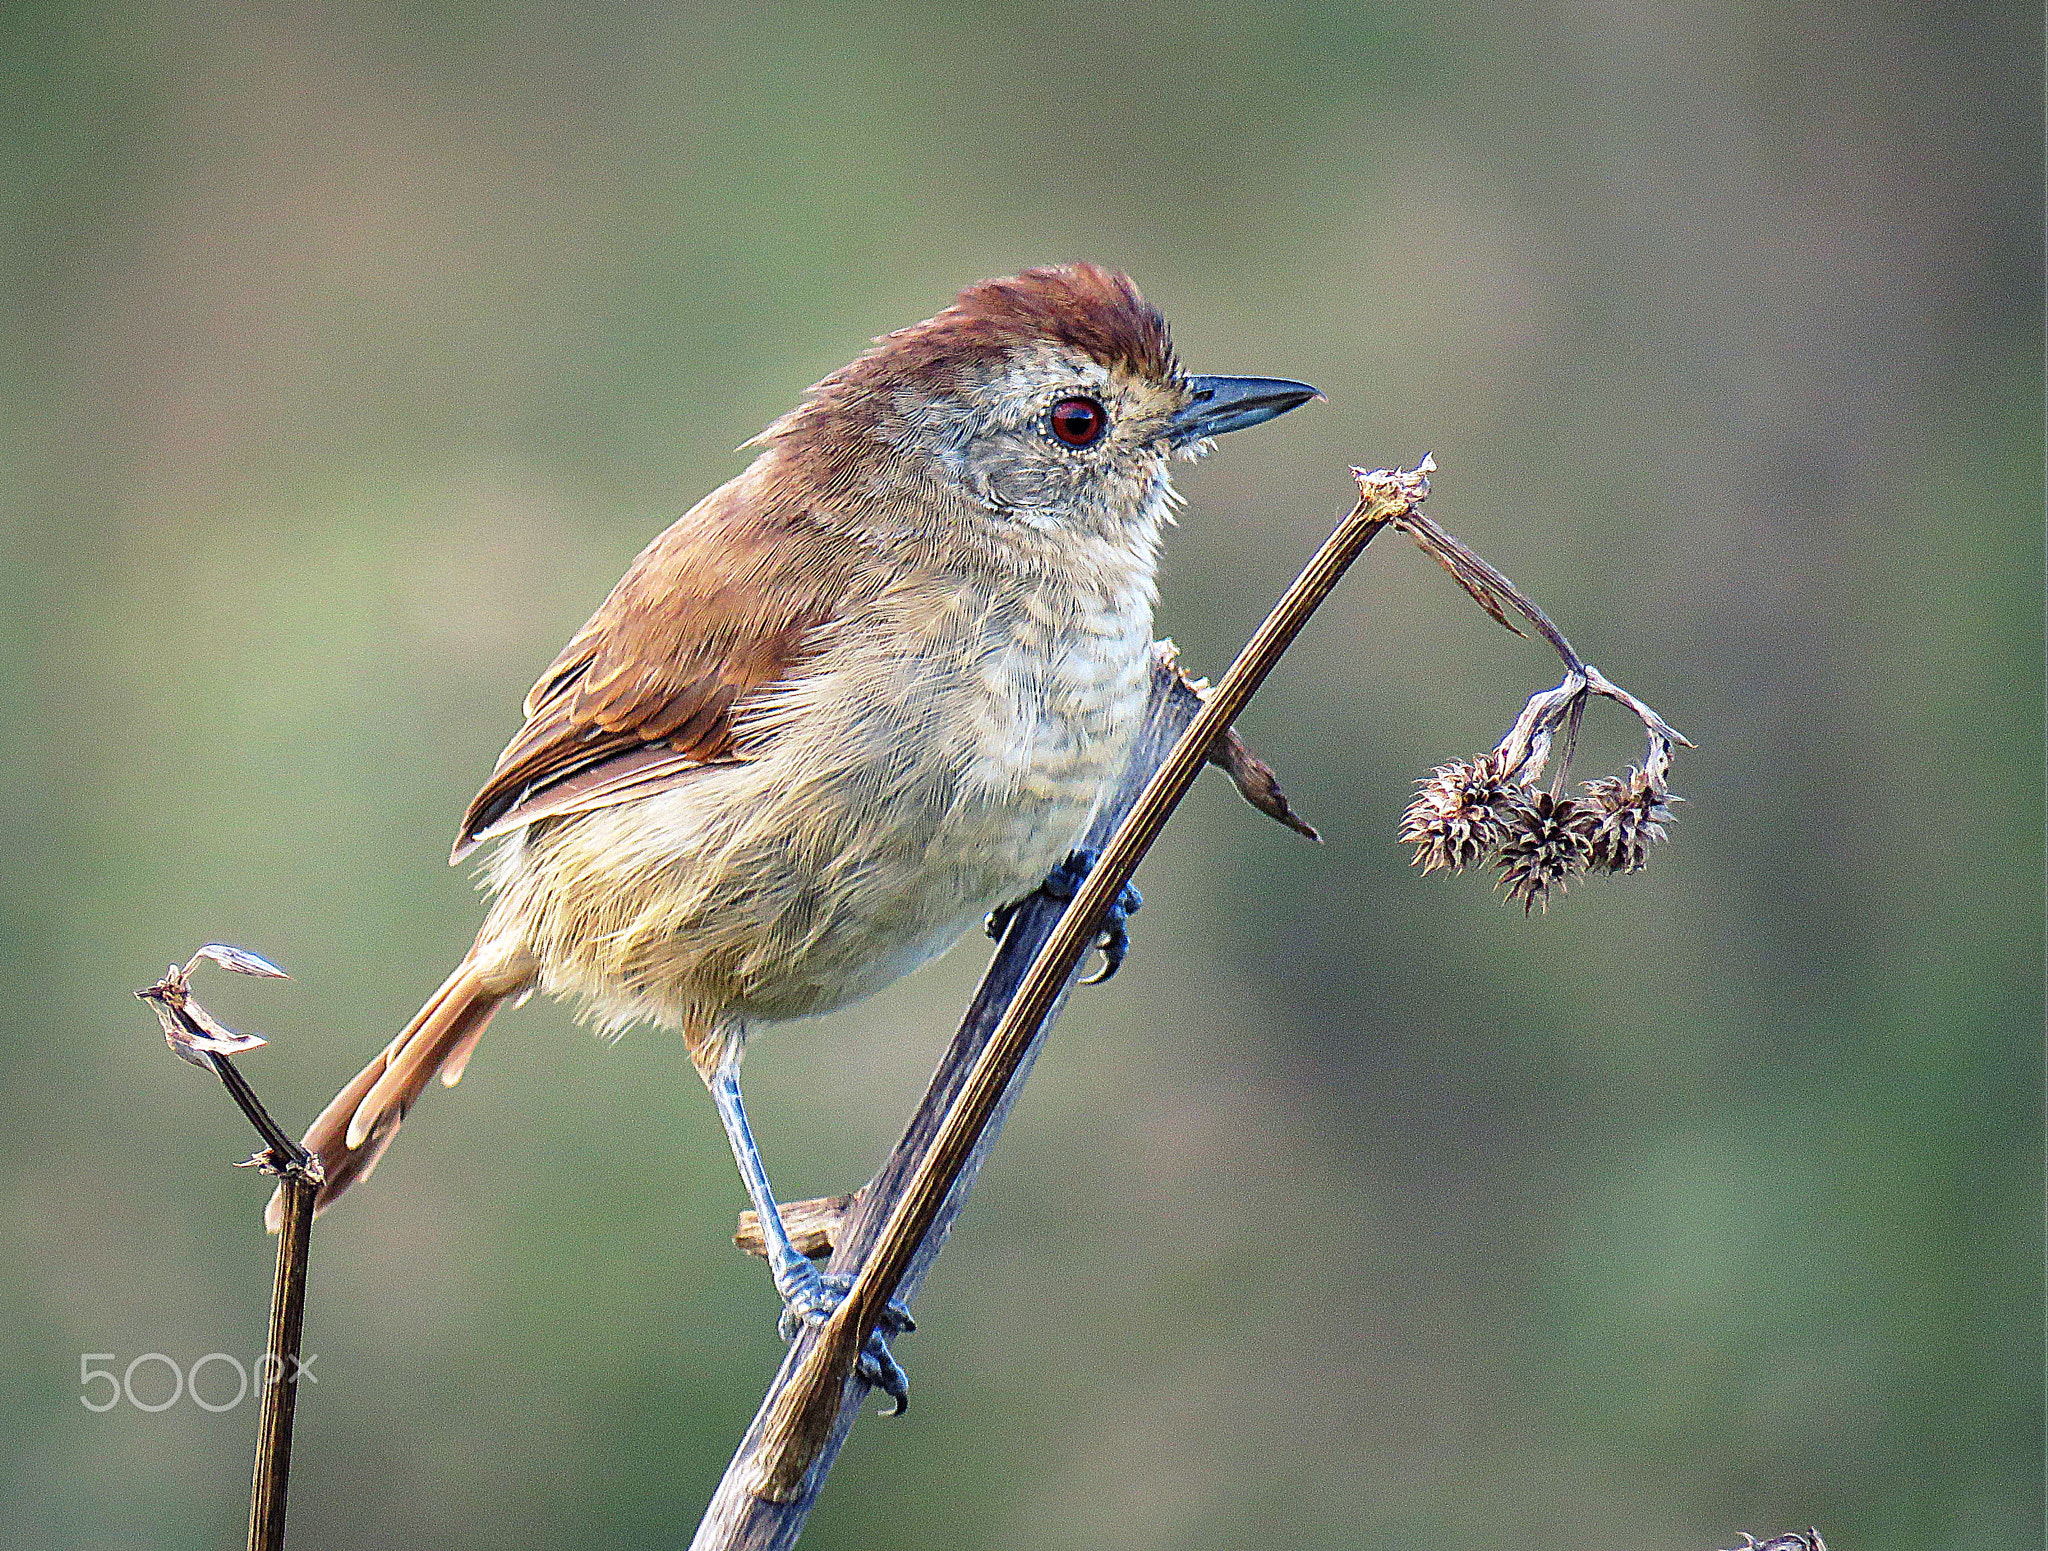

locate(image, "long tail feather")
[[264, 953, 517, 1232]]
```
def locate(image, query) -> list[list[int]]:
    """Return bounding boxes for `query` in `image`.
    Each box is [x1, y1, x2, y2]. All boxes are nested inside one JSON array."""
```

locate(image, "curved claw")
[[1080, 876, 1143, 985], [1080, 918, 1127, 984], [860, 1337, 911, 1416], [776, 1270, 915, 1415]]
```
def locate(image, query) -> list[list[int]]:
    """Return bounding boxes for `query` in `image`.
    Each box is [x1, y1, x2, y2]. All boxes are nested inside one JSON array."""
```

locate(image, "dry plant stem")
[[136, 952, 320, 1551], [208, 1052, 312, 1171], [732, 458, 1431, 1507], [249, 1171, 316, 1551], [691, 645, 1208, 1548]]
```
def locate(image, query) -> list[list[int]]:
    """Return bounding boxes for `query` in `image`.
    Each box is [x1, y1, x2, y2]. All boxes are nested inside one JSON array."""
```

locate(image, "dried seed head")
[[1401, 752, 1518, 873], [1494, 789, 1592, 913], [1576, 764, 1677, 873]]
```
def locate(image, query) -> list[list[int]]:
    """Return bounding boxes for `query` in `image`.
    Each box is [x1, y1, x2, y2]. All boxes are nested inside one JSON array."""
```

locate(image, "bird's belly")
[[746, 779, 1094, 1018], [732, 639, 1149, 1020], [498, 625, 1151, 1034]]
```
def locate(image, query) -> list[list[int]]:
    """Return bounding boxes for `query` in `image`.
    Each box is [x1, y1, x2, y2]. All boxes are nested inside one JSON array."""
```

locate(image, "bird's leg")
[[705, 1052, 913, 1412], [985, 848, 1144, 984]]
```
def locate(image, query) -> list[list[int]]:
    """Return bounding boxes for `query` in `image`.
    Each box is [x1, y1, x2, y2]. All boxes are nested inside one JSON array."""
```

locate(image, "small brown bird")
[[271, 263, 1315, 1396]]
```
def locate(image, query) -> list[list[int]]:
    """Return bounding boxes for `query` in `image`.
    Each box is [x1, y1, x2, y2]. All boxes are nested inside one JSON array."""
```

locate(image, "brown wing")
[[452, 472, 861, 861]]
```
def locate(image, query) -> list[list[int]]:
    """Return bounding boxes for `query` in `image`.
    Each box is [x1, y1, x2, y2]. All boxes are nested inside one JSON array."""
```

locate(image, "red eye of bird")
[[1048, 396, 1109, 448]]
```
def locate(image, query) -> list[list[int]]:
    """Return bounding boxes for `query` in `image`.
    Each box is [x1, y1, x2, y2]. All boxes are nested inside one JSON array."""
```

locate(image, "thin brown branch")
[[249, 1172, 317, 1551], [690, 643, 1210, 1548], [703, 654, 1318, 1545]]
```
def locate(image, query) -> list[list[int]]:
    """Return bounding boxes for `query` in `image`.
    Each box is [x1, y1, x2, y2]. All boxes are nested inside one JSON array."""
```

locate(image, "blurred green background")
[[2, 2, 2038, 1547]]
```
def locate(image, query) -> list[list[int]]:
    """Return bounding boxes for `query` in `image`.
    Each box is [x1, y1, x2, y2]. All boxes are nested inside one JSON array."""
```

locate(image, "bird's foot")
[[773, 1264, 916, 1415], [985, 848, 1143, 984]]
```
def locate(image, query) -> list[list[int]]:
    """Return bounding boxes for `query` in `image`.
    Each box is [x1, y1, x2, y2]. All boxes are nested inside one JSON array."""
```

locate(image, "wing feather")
[[452, 471, 862, 861]]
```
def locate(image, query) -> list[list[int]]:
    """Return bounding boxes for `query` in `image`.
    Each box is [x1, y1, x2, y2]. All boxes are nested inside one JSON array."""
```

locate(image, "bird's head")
[[757, 264, 1319, 554]]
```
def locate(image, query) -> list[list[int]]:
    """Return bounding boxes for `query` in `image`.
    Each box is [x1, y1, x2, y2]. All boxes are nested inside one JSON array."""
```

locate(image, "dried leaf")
[[190, 943, 291, 979], [1172, 662, 1320, 841], [1402, 523, 1525, 636], [1208, 728, 1321, 841], [138, 977, 268, 1069], [735, 1193, 858, 1261]]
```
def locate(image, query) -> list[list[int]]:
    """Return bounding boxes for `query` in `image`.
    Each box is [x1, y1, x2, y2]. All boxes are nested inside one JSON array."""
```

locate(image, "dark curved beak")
[[1168, 375, 1322, 442]]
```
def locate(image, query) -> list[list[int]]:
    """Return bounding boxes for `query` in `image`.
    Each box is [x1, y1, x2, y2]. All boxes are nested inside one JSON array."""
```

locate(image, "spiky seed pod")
[[1494, 789, 1592, 913], [1400, 753, 1518, 873], [1575, 765, 1676, 873]]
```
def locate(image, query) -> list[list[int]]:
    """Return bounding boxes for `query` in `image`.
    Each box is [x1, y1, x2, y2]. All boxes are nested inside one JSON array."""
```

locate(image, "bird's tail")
[[264, 950, 521, 1232]]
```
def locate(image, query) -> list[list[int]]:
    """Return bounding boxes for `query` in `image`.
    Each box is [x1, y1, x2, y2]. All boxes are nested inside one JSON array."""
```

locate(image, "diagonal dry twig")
[[693, 643, 1212, 1547], [692, 458, 1434, 1523]]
